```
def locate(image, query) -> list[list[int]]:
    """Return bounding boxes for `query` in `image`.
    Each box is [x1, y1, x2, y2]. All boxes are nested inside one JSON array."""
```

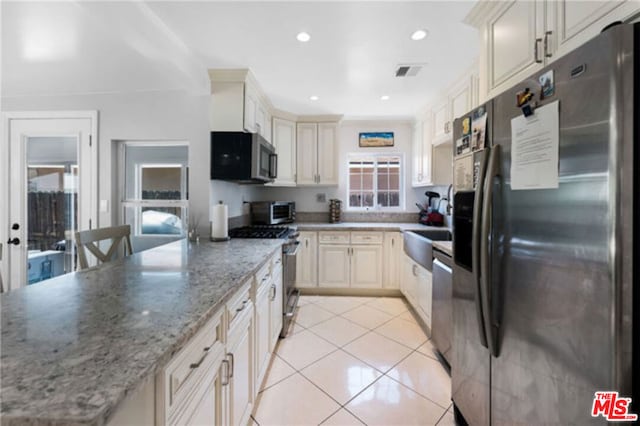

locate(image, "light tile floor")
[[253, 296, 454, 426]]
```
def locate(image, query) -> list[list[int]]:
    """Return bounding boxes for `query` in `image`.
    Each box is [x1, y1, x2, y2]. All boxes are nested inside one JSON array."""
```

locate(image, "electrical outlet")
[[316, 193, 326, 203]]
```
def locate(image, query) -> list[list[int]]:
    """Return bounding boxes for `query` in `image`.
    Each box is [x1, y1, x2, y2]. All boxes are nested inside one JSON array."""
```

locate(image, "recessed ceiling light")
[[297, 32, 311, 42], [380, 95, 390, 101], [309, 95, 319, 101], [411, 29, 428, 41]]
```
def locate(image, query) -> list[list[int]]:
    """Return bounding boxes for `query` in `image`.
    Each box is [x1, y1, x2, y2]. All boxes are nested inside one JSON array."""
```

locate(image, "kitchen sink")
[[403, 229, 452, 271]]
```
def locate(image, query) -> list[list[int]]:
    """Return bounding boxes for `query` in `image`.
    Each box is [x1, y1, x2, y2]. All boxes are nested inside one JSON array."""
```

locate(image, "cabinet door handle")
[[228, 353, 234, 378], [270, 284, 277, 301], [412, 264, 418, 276], [189, 346, 211, 369], [236, 300, 248, 313], [534, 38, 543, 63], [221, 359, 230, 386], [305, 239, 309, 248], [391, 238, 394, 247], [544, 31, 552, 58]]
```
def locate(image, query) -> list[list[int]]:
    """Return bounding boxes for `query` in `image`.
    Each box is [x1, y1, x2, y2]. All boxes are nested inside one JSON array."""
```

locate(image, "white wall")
[[254, 120, 421, 212], [1, 2, 214, 239]]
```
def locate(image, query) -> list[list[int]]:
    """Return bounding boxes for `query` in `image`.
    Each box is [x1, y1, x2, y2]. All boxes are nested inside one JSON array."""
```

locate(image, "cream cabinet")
[[413, 65, 476, 188], [432, 74, 474, 146], [269, 118, 297, 186], [467, 0, 640, 100], [270, 260, 283, 349], [318, 244, 351, 288], [401, 253, 432, 329], [351, 245, 383, 288], [318, 232, 383, 289], [296, 122, 339, 186], [209, 70, 272, 142], [296, 231, 318, 288], [254, 281, 271, 393], [225, 291, 254, 426], [383, 232, 402, 289]]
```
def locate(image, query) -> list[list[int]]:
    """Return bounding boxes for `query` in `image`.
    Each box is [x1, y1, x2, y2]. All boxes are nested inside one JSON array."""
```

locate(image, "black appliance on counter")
[[211, 132, 277, 184], [228, 225, 300, 337]]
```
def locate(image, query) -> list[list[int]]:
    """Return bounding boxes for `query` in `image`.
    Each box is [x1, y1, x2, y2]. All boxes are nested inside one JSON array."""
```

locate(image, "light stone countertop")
[[433, 241, 453, 257], [294, 222, 449, 232], [0, 238, 283, 426]]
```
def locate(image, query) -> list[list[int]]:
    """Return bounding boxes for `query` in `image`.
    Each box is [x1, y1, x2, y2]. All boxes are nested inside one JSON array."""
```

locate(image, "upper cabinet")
[[466, 0, 640, 101], [269, 118, 296, 187], [209, 70, 272, 142], [413, 62, 477, 187], [296, 122, 339, 186]]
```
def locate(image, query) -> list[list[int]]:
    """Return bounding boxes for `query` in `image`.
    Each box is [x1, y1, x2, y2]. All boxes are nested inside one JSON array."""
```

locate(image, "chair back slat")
[[75, 225, 133, 270]]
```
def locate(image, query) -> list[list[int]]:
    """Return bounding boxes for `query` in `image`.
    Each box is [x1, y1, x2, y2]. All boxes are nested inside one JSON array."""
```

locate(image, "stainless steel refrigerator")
[[451, 23, 637, 425]]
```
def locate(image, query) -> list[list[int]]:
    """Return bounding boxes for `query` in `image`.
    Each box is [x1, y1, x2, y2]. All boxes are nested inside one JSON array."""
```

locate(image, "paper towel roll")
[[211, 203, 229, 240]]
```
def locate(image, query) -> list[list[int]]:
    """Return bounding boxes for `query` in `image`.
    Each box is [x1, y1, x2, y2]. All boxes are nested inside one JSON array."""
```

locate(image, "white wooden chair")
[[75, 225, 133, 270]]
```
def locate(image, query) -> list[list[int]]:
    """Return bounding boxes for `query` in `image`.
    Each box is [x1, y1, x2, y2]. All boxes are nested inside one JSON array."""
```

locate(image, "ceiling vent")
[[395, 63, 426, 77]]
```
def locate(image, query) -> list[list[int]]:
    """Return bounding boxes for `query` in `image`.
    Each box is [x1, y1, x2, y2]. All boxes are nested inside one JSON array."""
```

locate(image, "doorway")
[[1, 111, 97, 290]]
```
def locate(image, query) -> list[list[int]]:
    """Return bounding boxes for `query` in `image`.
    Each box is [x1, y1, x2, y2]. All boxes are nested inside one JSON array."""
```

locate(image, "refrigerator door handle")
[[472, 148, 490, 349], [481, 144, 501, 357]]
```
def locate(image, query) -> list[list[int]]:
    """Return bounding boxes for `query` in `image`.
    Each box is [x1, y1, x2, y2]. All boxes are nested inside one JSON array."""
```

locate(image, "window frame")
[[119, 141, 189, 237], [346, 152, 404, 212]]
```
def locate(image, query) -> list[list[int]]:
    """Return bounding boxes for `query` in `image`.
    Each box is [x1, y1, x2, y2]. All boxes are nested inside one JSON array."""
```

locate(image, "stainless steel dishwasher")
[[432, 247, 453, 367]]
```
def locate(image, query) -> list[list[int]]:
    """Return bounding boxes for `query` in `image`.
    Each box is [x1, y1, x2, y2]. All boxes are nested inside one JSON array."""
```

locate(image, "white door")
[[227, 313, 253, 426], [431, 99, 449, 143], [270, 118, 297, 186], [254, 284, 271, 390], [296, 232, 317, 288], [318, 244, 350, 288], [411, 122, 424, 186], [3, 112, 97, 290], [350, 245, 383, 288], [317, 123, 339, 185], [296, 123, 317, 185], [488, 0, 545, 96], [383, 233, 401, 289]]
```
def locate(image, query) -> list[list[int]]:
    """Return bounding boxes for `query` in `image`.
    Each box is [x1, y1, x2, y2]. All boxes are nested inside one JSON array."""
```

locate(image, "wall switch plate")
[[316, 193, 326, 203], [99, 200, 109, 213]]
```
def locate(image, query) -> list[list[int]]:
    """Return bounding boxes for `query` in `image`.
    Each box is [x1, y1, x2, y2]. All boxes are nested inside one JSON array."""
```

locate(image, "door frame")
[[1, 110, 98, 291]]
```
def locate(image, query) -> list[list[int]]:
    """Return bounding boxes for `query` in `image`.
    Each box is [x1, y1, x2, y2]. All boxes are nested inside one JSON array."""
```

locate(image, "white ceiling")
[[146, 1, 479, 118]]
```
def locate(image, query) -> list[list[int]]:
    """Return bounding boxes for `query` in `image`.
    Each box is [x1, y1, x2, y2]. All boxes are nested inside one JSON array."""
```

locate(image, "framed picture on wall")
[[359, 132, 394, 147]]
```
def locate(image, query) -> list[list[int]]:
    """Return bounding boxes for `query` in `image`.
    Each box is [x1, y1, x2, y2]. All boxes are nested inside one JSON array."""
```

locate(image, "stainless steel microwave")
[[210, 132, 277, 184], [251, 201, 296, 225]]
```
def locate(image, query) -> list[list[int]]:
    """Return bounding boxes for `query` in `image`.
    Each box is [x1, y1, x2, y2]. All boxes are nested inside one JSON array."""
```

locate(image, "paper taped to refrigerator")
[[510, 101, 560, 190]]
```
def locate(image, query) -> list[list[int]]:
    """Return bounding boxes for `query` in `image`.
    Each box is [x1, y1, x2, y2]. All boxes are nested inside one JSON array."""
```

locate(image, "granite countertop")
[[294, 222, 449, 232], [0, 238, 283, 426], [433, 241, 453, 257]]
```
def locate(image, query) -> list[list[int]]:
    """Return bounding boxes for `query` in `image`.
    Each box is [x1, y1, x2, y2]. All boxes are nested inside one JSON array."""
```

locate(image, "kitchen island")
[[0, 238, 283, 426]]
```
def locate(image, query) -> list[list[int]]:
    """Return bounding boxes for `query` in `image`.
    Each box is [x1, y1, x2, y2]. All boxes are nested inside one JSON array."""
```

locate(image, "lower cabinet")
[[350, 245, 383, 288], [401, 253, 432, 329], [149, 252, 283, 426], [317, 232, 383, 289], [318, 244, 350, 287], [226, 307, 254, 426], [295, 231, 318, 288], [383, 232, 402, 289]]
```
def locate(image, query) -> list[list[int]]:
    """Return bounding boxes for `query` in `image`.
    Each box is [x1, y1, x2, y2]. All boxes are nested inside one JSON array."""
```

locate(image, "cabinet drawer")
[[318, 231, 350, 244], [163, 309, 224, 414], [350, 232, 383, 245], [227, 280, 252, 329]]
